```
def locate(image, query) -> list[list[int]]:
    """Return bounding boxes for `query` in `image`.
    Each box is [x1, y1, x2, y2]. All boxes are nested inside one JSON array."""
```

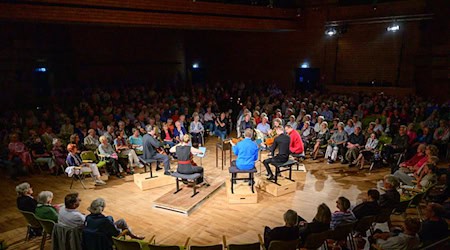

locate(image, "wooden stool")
[[271, 159, 297, 185], [229, 165, 257, 194], [171, 172, 202, 197], [216, 141, 232, 170]]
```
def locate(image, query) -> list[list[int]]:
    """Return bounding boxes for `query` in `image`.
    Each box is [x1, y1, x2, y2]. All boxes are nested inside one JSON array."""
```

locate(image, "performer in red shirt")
[[285, 124, 304, 156]]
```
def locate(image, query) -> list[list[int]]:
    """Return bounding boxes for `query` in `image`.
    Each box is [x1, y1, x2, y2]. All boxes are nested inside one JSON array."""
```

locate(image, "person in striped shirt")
[[330, 196, 356, 229]]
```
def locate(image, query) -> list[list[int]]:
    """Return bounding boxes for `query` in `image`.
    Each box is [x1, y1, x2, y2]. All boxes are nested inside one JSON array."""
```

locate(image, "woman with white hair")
[[16, 182, 37, 212], [35, 191, 58, 222], [314, 116, 324, 133], [287, 115, 298, 130], [85, 198, 144, 248], [98, 136, 122, 178], [325, 122, 348, 164]]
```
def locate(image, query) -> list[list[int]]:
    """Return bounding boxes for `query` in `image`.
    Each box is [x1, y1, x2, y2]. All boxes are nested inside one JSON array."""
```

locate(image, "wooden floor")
[[0, 137, 391, 249]]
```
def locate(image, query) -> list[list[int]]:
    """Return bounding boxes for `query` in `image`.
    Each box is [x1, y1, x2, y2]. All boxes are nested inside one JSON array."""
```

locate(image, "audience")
[[330, 196, 356, 229], [372, 218, 421, 250], [16, 182, 37, 213], [419, 203, 449, 244], [58, 193, 85, 229], [35, 191, 58, 222], [298, 203, 331, 243], [379, 175, 400, 211], [263, 209, 299, 249], [352, 189, 380, 219], [66, 143, 106, 185]]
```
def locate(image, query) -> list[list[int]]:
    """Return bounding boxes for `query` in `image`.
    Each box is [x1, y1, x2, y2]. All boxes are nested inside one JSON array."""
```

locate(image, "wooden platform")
[[133, 172, 173, 191], [226, 181, 258, 204], [256, 176, 297, 197], [153, 178, 225, 215]]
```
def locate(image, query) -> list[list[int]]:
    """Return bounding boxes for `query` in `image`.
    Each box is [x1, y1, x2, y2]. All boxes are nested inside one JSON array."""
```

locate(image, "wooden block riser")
[[133, 173, 173, 191], [226, 181, 258, 204], [257, 177, 296, 197]]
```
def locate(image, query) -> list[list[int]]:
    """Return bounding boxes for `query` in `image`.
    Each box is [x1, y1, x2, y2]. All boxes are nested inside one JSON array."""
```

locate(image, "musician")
[[263, 126, 290, 180], [230, 128, 259, 170], [142, 125, 171, 175], [169, 135, 205, 184], [285, 124, 304, 156]]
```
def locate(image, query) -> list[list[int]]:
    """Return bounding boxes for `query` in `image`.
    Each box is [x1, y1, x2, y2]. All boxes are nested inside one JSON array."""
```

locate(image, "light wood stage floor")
[[0, 137, 391, 249]]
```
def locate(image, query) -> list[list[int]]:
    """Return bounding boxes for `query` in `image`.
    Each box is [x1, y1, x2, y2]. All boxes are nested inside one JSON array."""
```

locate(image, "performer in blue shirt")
[[230, 128, 259, 170]]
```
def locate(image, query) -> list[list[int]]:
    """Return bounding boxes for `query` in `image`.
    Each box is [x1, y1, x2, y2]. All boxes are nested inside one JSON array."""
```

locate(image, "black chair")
[[354, 215, 376, 236], [299, 230, 330, 249], [269, 159, 297, 185], [229, 165, 257, 194], [82, 227, 112, 250], [171, 172, 202, 197], [138, 156, 158, 179], [328, 223, 356, 250], [190, 244, 223, 250]]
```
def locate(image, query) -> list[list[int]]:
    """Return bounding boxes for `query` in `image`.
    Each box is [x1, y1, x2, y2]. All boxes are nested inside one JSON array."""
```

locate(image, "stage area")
[[0, 137, 390, 249]]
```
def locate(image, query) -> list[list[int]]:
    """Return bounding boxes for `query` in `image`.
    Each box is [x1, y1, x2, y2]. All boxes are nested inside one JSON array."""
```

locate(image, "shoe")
[[164, 171, 171, 176], [138, 163, 144, 168], [156, 166, 163, 171], [116, 174, 124, 179], [341, 160, 349, 164], [130, 234, 145, 240], [312, 157, 317, 160], [327, 159, 334, 164], [95, 180, 106, 185], [267, 175, 275, 180]]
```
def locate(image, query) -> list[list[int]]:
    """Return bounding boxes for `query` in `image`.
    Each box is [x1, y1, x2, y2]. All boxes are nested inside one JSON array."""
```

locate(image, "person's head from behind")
[[417, 144, 426, 154], [383, 175, 399, 190], [404, 218, 421, 235], [182, 134, 191, 144], [426, 145, 439, 157], [146, 125, 155, 135], [336, 197, 351, 212], [88, 198, 106, 214], [16, 182, 32, 197], [37, 191, 53, 205], [64, 193, 80, 209], [424, 203, 445, 220], [283, 209, 298, 227], [244, 128, 253, 139], [367, 189, 380, 202], [314, 203, 331, 224]]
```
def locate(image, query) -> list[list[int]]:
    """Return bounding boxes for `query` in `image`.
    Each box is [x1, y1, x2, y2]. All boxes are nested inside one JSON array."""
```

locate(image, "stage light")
[[325, 28, 337, 36], [301, 62, 309, 68], [387, 24, 400, 32], [34, 67, 47, 72], [192, 63, 199, 69]]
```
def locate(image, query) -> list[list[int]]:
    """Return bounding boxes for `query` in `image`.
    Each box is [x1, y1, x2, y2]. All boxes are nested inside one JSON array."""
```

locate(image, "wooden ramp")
[[153, 177, 225, 216]]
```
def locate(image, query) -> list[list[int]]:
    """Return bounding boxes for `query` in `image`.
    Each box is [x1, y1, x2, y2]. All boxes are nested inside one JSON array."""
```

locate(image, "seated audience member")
[[16, 182, 37, 212], [214, 112, 228, 140], [60, 118, 74, 139], [114, 130, 142, 170], [58, 193, 85, 228], [379, 175, 400, 211], [85, 198, 144, 244], [203, 107, 216, 135], [35, 191, 58, 222], [239, 112, 255, 137], [173, 120, 187, 143], [343, 126, 365, 165], [382, 125, 408, 164], [230, 128, 259, 171], [142, 125, 171, 175], [329, 118, 339, 134], [419, 203, 449, 244], [395, 144, 427, 174], [325, 122, 348, 164], [189, 114, 204, 146], [169, 135, 206, 184], [287, 115, 298, 130], [354, 133, 378, 169], [415, 162, 438, 190], [67, 143, 106, 184], [344, 119, 355, 135], [69, 133, 85, 152], [395, 144, 437, 176], [51, 138, 67, 172], [253, 111, 261, 125], [331, 196, 356, 229], [30, 136, 56, 173], [364, 122, 376, 139], [161, 122, 176, 148], [98, 136, 122, 178], [263, 126, 290, 180], [263, 209, 299, 249], [298, 203, 331, 243], [103, 125, 115, 144], [394, 155, 439, 187], [84, 129, 100, 151], [128, 128, 143, 151], [256, 116, 271, 137], [285, 124, 304, 156], [433, 119, 449, 157], [352, 189, 380, 219], [313, 116, 324, 133], [312, 121, 330, 160], [300, 121, 314, 146], [406, 123, 417, 145], [372, 218, 421, 250], [373, 118, 384, 135]]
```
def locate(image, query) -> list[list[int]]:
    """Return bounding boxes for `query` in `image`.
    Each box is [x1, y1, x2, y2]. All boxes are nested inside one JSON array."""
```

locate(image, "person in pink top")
[[8, 133, 32, 170]]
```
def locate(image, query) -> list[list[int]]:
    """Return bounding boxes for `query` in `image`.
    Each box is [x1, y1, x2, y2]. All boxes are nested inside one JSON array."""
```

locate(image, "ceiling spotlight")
[[325, 28, 337, 36], [301, 62, 309, 68], [387, 24, 400, 32], [192, 63, 199, 69]]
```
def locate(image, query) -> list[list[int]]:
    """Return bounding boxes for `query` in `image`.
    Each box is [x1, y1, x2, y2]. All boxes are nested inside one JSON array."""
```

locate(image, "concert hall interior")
[[0, 0, 449, 249]]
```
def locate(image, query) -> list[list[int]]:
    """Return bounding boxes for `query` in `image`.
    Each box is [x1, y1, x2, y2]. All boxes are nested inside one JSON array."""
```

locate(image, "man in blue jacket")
[[231, 128, 259, 170]]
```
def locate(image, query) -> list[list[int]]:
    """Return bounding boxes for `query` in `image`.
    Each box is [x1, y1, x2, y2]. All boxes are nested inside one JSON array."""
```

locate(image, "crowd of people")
[[3, 81, 449, 249]]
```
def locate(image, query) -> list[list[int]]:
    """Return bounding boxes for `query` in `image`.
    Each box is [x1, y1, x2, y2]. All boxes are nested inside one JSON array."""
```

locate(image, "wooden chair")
[[19, 210, 42, 241], [35, 217, 55, 250]]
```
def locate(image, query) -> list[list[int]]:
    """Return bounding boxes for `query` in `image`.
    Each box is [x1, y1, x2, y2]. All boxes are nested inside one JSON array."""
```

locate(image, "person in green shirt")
[[35, 191, 58, 223]]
